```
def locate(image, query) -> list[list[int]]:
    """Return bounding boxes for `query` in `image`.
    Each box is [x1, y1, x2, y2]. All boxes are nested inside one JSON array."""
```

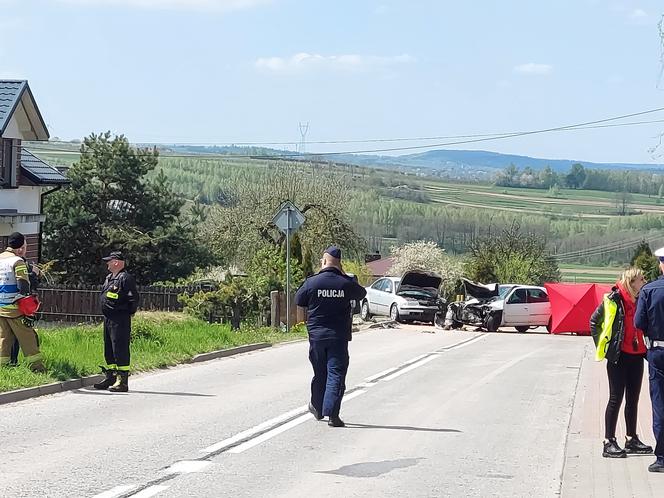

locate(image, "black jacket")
[[590, 287, 625, 364], [100, 270, 139, 316], [635, 276, 664, 341], [295, 267, 367, 342]]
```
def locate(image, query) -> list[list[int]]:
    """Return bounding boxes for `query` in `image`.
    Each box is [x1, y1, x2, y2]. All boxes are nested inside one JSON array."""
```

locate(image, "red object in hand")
[[17, 295, 40, 316]]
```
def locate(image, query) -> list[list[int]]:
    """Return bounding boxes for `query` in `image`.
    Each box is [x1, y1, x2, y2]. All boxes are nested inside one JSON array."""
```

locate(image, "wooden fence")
[[37, 285, 194, 322]]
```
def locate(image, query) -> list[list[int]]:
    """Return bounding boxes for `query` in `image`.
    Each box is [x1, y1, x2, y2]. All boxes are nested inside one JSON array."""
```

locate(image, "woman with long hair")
[[590, 267, 653, 457]]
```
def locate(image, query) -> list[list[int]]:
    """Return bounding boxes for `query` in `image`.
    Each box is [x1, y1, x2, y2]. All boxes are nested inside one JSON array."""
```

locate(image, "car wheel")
[[360, 301, 372, 321], [390, 304, 401, 322], [485, 312, 501, 332], [515, 326, 529, 333], [546, 318, 552, 334]]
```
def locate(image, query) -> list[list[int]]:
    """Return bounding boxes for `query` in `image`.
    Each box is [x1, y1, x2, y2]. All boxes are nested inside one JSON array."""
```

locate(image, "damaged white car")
[[360, 271, 445, 324], [442, 278, 551, 333]]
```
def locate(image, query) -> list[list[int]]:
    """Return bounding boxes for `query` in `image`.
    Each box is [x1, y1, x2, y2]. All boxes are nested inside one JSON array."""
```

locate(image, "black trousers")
[[309, 339, 349, 418], [605, 352, 644, 439], [647, 348, 664, 461], [103, 314, 131, 370]]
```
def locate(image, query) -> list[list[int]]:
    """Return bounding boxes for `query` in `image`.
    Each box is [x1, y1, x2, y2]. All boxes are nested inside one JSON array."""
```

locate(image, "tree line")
[[496, 163, 664, 197]]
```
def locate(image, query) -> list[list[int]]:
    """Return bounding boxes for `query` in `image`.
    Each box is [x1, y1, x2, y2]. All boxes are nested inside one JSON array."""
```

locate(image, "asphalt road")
[[0, 326, 590, 497]]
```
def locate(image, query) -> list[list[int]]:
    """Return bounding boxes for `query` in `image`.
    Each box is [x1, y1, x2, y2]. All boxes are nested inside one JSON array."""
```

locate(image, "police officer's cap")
[[324, 246, 342, 260], [655, 247, 664, 262], [102, 251, 125, 261]]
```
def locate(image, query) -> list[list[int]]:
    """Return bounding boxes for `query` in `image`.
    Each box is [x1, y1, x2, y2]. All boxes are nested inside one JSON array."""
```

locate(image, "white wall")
[[0, 186, 40, 213]]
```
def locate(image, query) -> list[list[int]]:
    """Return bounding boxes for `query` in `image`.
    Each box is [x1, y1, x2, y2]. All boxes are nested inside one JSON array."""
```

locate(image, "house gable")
[[0, 80, 49, 141]]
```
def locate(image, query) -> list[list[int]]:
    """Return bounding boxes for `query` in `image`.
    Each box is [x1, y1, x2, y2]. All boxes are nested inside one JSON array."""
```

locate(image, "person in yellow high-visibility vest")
[[590, 267, 652, 458], [0, 232, 45, 372]]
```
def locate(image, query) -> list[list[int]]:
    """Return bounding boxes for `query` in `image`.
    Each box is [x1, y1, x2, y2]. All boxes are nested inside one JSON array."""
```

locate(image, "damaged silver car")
[[360, 270, 446, 324]]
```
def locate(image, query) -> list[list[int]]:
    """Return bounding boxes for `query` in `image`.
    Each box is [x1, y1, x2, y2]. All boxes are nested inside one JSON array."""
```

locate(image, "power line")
[[21, 106, 664, 159]]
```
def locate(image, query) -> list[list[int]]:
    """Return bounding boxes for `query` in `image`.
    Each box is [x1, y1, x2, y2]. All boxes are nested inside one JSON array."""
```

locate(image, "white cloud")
[[513, 63, 553, 75], [630, 8, 647, 18], [255, 52, 415, 73], [58, 0, 271, 11]]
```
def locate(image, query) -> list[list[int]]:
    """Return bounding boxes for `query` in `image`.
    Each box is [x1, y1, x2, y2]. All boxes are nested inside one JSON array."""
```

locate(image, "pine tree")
[[42, 132, 214, 284]]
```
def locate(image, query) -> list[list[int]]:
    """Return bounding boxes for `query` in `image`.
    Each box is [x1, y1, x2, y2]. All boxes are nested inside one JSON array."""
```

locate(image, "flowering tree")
[[389, 241, 463, 297]]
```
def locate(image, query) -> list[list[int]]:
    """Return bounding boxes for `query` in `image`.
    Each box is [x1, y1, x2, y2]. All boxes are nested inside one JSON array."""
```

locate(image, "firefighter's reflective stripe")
[[0, 255, 24, 305], [24, 353, 42, 364], [106, 363, 118, 369], [595, 295, 618, 361], [106, 291, 119, 299], [116, 365, 130, 372]]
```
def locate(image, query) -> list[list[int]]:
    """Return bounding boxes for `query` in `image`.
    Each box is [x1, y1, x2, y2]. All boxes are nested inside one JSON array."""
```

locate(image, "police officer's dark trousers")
[[648, 347, 664, 463], [309, 339, 349, 418], [103, 313, 131, 371]]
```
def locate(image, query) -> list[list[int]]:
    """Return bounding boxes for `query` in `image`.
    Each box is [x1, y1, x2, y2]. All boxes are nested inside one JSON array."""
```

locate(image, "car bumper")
[[398, 307, 438, 320]]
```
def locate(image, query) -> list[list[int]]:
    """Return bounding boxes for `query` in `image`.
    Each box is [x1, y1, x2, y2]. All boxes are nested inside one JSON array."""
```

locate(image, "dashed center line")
[[97, 333, 487, 497]]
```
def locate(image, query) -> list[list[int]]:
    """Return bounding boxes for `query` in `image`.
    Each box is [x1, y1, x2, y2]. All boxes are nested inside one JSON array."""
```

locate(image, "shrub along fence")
[[37, 285, 193, 322]]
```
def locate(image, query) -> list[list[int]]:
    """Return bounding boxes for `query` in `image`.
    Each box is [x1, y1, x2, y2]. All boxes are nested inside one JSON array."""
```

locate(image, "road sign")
[[272, 201, 305, 234], [271, 201, 306, 333]]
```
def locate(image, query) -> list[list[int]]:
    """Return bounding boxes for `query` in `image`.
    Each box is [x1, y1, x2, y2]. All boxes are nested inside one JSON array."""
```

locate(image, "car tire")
[[360, 301, 372, 321], [485, 312, 501, 332], [515, 326, 529, 333], [546, 318, 552, 334], [390, 304, 401, 322]]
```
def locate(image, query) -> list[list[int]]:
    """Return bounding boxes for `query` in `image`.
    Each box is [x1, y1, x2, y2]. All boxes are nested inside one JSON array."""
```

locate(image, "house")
[[366, 256, 396, 278], [0, 80, 69, 261]]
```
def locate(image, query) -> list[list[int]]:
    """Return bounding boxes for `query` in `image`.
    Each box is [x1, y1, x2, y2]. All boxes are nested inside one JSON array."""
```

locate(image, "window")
[[371, 279, 385, 290], [0, 138, 19, 188], [507, 288, 527, 304], [384, 280, 394, 293], [527, 289, 549, 303]]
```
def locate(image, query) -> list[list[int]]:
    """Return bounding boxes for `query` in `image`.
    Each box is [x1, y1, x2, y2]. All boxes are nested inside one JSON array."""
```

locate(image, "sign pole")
[[286, 205, 291, 333]]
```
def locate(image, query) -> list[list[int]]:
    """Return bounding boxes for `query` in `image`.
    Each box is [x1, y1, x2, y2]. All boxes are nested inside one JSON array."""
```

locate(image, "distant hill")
[[159, 145, 664, 177]]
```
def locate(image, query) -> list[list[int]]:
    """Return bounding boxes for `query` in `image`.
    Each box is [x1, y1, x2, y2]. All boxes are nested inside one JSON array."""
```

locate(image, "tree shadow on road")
[[343, 423, 461, 433]]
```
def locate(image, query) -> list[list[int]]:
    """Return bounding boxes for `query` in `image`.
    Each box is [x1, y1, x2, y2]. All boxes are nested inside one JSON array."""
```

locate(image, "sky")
[[1, 0, 664, 164]]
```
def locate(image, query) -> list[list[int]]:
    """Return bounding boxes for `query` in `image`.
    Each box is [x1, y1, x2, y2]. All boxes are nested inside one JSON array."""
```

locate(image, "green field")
[[424, 183, 664, 221], [559, 264, 623, 284]]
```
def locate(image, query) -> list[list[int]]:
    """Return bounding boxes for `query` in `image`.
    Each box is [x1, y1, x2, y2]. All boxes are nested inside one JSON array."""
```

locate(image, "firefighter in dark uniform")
[[295, 246, 366, 427], [94, 251, 139, 393], [635, 247, 664, 472]]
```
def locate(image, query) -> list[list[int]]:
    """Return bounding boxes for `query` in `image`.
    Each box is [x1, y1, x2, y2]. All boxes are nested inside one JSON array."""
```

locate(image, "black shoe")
[[93, 367, 117, 390], [648, 461, 664, 472], [108, 371, 129, 393], [602, 438, 627, 458], [308, 403, 323, 421], [328, 416, 345, 428], [625, 435, 653, 454]]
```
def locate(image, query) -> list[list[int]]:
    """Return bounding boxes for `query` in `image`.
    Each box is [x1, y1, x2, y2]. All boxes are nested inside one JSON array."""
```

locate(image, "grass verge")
[[0, 311, 307, 393]]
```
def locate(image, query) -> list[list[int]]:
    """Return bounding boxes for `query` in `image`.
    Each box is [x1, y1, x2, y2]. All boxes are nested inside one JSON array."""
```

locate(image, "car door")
[[367, 279, 386, 315], [526, 288, 551, 326], [379, 279, 396, 315], [502, 288, 529, 326]]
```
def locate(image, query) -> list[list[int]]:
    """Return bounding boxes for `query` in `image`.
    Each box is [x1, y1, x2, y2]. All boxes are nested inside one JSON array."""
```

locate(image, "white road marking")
[[364, 366, 400, 383], [382, 355, 440, 381], [227, 389, 368, 454], [201, 404, 309, 453], [165, 460, 211, 474], [130, 485, 169, 498], [93, 485, 136, 498]]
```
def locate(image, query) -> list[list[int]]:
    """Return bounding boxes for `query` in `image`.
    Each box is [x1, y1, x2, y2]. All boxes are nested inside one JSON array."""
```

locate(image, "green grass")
[[0, 312, 307, 393]]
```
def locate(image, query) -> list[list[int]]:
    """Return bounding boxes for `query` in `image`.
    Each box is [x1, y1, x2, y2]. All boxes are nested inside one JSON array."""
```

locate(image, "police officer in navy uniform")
[[295, 246, 367, 427], [95, 251, 139, 393], [635, 247, 664, 472]]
